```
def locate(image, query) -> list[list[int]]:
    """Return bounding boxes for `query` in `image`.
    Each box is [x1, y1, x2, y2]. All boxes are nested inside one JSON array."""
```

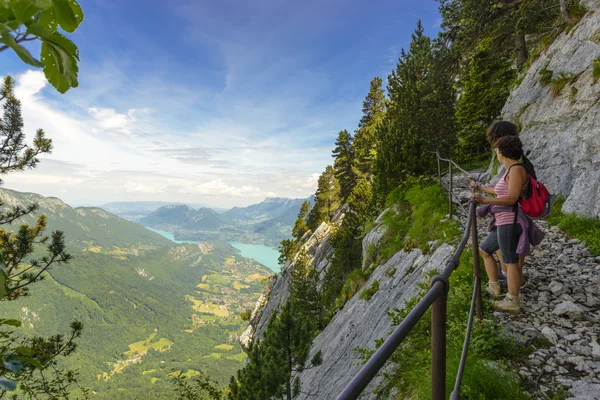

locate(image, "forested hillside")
[[0, 189, 272, 399]]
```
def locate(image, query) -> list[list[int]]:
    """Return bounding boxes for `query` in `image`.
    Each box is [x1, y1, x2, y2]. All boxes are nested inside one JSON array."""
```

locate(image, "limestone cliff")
[[240, 206, 344, 351], [503, 0, 600, 218]]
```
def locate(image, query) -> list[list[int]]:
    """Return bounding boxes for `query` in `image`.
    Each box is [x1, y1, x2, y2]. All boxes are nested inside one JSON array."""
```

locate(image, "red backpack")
[[508, 163, 555, 219]]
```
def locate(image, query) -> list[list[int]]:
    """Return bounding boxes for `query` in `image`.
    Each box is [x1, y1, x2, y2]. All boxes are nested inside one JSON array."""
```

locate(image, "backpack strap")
[[507, 163, 527, 243]]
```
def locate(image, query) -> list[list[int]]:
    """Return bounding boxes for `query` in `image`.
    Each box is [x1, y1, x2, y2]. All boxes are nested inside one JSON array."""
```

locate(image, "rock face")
[[502, 1, 600, 218], [239, 206, 455, 398], [295, 244, 455, 400]]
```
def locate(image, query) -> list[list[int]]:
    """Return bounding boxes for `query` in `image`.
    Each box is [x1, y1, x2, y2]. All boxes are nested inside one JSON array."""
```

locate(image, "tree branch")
[[0, 33, 39, 53]]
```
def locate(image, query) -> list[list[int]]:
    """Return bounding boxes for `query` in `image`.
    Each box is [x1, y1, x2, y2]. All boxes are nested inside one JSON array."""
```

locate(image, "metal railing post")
[[431, 290, 447, 400], [470, 200, 483, 320], [437, 151, 442, 186], [448, 162, 453, 220]]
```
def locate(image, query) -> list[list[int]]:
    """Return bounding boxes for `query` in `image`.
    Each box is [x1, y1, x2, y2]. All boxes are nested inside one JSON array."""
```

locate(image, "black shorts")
[[480, 224, 522, 264]]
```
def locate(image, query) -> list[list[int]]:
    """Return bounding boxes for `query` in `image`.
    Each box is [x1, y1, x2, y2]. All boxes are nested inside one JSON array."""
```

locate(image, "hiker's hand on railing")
[[470, 193, 485, 204], [469, 180, 479, 190]]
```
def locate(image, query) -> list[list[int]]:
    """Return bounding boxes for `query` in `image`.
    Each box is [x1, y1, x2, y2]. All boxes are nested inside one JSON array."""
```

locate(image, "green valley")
[[0, 188, 271, 399]]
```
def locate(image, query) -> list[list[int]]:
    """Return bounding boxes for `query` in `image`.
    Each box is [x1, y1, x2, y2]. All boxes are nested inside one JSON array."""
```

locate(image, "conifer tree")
[[291, 201, 311, 240], [353, 77, 386, 181], [332, 130, 357, 202], [228, 252, 322, 400], [0, 75, 85, 397], [322, 178, 373, 309], [455, 38, 516, 160], [374, 21, 455, 203], [307, 166, 340, 230]]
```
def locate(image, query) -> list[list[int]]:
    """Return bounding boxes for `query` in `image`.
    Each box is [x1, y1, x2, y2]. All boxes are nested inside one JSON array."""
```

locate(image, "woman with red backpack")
[[470, 135, 545, 315]]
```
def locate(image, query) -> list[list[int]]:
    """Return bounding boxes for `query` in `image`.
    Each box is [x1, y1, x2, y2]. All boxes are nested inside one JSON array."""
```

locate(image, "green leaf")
[[0, 319, 22, 327], [0, 31, 44, 67], [37, 6, 56, 31], [0, 377, 17, 391], [10, 0, 52, 24], [41, 37, 78, 93], [51, 0, 82, 32], [17, 357, 43, 370], [0, 5, 15, 23]]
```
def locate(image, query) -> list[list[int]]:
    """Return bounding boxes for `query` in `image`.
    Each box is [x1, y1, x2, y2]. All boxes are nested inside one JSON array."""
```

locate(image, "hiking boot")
[[492, 295, 521, 315], [485, 282, 502, 299], [498, 271, 508, 288]]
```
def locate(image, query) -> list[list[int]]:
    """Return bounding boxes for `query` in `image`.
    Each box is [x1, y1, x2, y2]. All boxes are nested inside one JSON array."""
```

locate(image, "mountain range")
[[100, 201, 228, 222], [138, 196, 314, 247]]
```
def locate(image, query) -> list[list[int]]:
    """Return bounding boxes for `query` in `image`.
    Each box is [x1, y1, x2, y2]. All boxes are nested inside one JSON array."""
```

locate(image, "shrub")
[[240, 309, 252, 321], [359, 280, 379, 301]]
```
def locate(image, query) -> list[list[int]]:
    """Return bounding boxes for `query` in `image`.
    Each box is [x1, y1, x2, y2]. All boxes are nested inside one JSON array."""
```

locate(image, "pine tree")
[[291, 201, 311, 240], [322, 178, 373, 309], [0, 76, 85, 398], [353, 77, 386, 181], [332, 130, 357, 202], [307, 166, 340, 230], [290, 250, 325, 330], [228, 257, 323, 400], [455, 37, 516, 160], [373, 20, 455, 203]]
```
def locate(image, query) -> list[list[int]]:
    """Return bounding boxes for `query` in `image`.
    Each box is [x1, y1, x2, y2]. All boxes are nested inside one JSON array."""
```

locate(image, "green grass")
[[374, 181, 461, 266], [593, 58, 600, 84], [565, 0, 587, 33], [385, 267, 397, 278], [357, 250, 530, 399], [332, 268, 369, 310], [539, 68, 553, 86], [548, 195, 600, 256], [550, 73, 576, 98], [359, 280, 379, 301]]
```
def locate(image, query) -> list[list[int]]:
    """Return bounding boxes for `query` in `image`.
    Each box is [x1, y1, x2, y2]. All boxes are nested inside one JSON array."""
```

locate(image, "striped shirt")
[[494, 171, 516, 226]]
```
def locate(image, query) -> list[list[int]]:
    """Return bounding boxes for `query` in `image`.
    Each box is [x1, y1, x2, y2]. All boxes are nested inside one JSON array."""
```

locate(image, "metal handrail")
[[336, 154, 483, 400]]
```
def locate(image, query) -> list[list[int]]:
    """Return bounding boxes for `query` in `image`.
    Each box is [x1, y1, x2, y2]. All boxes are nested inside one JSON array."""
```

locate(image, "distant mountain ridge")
[[100, 201, 228, 222], [0, 189, 171, 249], [140, 205, 226, 230], [140, 196, 314, 246]]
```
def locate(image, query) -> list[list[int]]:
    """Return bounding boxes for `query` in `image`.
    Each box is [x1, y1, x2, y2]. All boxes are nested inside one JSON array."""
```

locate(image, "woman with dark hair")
[[470, 136, 529, 314], [470, 121, 525, 288]]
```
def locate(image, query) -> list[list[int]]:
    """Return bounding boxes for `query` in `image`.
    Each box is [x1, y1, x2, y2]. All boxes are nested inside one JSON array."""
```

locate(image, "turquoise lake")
[[145, 227, 280, 272]]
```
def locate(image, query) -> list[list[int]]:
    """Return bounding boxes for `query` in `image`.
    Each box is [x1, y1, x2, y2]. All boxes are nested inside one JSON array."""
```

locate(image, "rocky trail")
[[450, 171, 600, 400]]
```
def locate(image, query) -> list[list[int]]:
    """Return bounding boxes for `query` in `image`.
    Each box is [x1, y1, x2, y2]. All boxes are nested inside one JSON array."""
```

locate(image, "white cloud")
[[0, 70, 330, 207]]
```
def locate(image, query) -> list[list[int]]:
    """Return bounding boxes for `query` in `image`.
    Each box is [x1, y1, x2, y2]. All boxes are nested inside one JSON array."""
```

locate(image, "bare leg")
[[497, 250, 507, 273], [506, 263, 521, 297], [518, 254, 524, 275], [480, 249, 499, 282]]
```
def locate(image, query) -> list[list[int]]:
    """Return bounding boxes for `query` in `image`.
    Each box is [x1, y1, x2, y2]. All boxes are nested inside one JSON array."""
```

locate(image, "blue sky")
[[0, 0, 442, 207]]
